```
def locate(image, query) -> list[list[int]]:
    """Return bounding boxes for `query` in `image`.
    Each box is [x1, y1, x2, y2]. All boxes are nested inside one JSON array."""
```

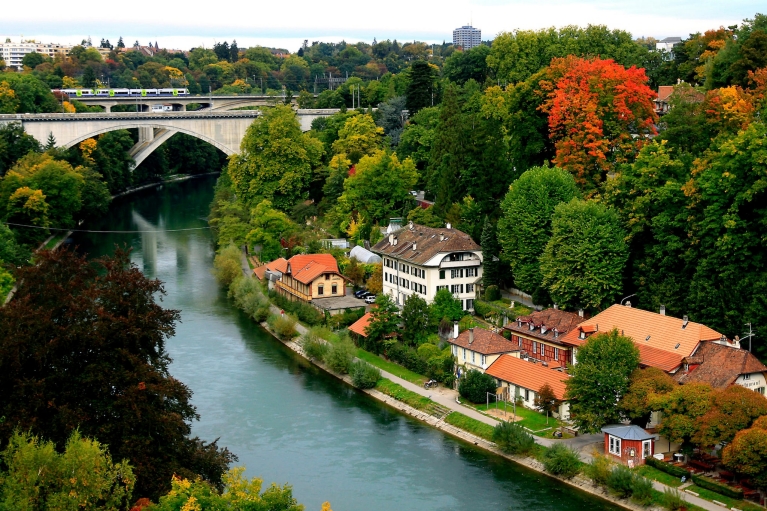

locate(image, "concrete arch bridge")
[[0, 109, 339, 168]]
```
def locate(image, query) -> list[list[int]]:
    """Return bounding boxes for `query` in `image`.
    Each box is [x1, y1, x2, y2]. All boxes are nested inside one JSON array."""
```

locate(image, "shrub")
[[213, 244, 243, 287], [492, 421, 535, 455], [584, 453, 614, 486], [542, 443, 581, 479], [325, 336, 356, 374], [229, 275, 270, 321], [270, 314, 298, 340], [473, 299, 492, 317], [350, 360, 381, 389], [630, 475, 654, 506], [458, 369, 497, 404], [662, 488, 687, 511], [301, 335, 329, 361], [253, 305, 271, 322], [645, 456, 690, 479], [606, 465, 635, 499], [484, 285, 501, 302], [691, 474, 744, 499]]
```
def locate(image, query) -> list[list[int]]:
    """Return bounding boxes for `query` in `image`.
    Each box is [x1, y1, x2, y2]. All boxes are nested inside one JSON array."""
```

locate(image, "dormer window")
[[541, 326, 548, 334], [529, 323, 535, 331], [579, 330, 586, 339]]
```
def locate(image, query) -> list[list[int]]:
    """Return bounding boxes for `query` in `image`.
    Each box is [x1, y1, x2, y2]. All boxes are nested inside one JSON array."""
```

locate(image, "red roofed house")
[[675, 341, 767, 394], [485, 354, 571, 419], [503, 307, 584, 369], [559, 304, 729, 375], [349, 312, 373, 339], [275, 254, 347, 303], [253, 257, 288, 290], [447, 327, 519, 373], [601, 425, 656, 467]]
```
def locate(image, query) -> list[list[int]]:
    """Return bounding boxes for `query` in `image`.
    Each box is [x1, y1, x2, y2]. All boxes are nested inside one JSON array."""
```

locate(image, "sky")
[[1, 0, 764, 52]]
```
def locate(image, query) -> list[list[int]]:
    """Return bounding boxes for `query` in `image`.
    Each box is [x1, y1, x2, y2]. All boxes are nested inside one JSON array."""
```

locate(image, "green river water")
[[71, 175, 619, 511]]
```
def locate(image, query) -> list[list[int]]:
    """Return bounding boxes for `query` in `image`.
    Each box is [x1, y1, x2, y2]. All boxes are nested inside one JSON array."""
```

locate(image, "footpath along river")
[[72, 175, 620, 511]]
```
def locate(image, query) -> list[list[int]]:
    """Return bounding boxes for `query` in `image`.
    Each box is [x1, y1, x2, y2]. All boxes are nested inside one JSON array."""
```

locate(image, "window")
[[437, 285, 448, 292], [744, 374, 752, 380], [532, 342, 537, 354], [758, 387, 766, 395], [609, 435, 621, 456], [481, 355, 486, 366], [466, 299, 474, 310], [554, 348, 559, 361], [524, 389, 530, 401], [451, 269, 464, 279], [466, 268, 477, 277], [642, 440, 651, 459], [452, 345, 457, 356], [317, 285, 324, 296], [331, 284, 337, 294], [385, 273, 388, 282], [451, 284, 463, 294], [462, 348, 466, 360], [466, 284, 474, 293], [471, 351, 475, 363], [325, 273, 330, 280], [439, 270, 445, 280]]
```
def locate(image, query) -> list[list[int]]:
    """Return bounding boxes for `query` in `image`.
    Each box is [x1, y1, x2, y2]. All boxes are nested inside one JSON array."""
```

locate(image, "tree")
[[534, 383, 560, 418], [21, 51, 45, 69], [497, 165, 579, 297], [618, 367, 676, 426], [694, 385, 767, 447], [0, 248, 236, 500], [344, 256, 365, 286], [565, 329, 640, 433], [116, 36, 125, 49], [723, 416, 767, 489], [331, 113, 384, 163], [540, 199, 628, 311], [0, 430, 135, 510], [401, 293, 430, 346], [0, 223, 29, 266], [397, 106, 439, 174], [0, 80, 20, 114], [0, 73, 59, 113], [245, 200, 297, 262], [334, 150, 417, 227], [542, 56, 657, 193], [430, 288, 464, 325], [458, 369, 497, 403], [649, 383, 714, 447], [405, 60, 436, 114], [364, 294, 400, 354], [443, 45, 491, 85], [228, 105, 322, 211], [366, 263, 383, 295], [480, 217, 500, 288], [0, 122, 41, 177], [407, 205, 443, 228]]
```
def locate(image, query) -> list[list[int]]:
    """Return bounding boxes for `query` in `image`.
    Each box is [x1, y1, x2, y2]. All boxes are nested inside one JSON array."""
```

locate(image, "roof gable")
[[675, 341, 767, 389], [448, 328, 518, 355], [506, 308, 582, 342], [601, 424, 655, 440], [349, 312, 373, 337], [485, 354, 569, 400], [371, 223, 481, 266], [285, 254, 341, 285]]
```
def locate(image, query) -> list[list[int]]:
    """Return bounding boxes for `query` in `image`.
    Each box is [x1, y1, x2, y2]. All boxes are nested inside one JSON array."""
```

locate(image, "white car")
[[364, 295, 376, 304]]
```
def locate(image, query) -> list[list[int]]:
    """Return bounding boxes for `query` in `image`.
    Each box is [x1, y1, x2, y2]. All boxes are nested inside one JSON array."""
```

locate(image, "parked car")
[[354, 289, 368, 298], [357, 291, 373, 299], [364, 295, 377, 304]]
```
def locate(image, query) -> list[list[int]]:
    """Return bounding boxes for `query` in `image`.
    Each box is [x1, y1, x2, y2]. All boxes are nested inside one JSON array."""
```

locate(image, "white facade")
[[381, 250, 481, 311], [655, 37, 682, 53], [735, 372, 767, 395], [451, 344, 501, 372], [453, 25, 482, 50], [0, 40, 71, 70]]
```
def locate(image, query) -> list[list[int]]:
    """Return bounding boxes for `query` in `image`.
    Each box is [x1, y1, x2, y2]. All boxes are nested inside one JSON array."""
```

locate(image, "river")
[[71, 175, 619, 511]]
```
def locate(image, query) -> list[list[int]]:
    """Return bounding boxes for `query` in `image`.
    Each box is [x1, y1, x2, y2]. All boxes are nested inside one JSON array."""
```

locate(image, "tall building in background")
[[453, 25, 481, 50], [0, 38, 71, 70]]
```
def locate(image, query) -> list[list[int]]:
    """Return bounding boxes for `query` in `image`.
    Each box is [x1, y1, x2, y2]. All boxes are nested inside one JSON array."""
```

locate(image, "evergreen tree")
[[116, 36, 125, 49], [405, 60, 435, 114], [230, 40, 239, 62], [481, 216, 499, 288], [44, 132, 56, 150], [401, 293, 430, 346], [428, 84, 463, 214]]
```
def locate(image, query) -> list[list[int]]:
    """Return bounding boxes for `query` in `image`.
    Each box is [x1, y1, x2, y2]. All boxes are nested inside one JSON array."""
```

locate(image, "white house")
[[371, 222, 482, 311]]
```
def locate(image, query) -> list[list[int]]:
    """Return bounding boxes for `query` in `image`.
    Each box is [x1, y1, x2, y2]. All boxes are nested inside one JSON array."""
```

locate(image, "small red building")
[[601, 425, 656, 467]]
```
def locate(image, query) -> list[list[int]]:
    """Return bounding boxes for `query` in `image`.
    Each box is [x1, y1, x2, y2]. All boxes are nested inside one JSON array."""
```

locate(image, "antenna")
[[743, 322, 756, 352]]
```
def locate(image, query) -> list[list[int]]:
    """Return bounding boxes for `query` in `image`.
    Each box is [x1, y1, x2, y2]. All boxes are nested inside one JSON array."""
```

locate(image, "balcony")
[[439, 259, 480, 269]]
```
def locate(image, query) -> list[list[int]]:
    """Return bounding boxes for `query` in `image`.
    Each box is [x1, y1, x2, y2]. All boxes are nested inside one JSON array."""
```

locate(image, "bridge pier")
[[138, 126, 155, 145]]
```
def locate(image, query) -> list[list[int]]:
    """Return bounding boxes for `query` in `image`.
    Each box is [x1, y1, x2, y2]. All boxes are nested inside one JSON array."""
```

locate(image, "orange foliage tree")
[[542, 56, 657, 193], [723, 416, 767, 489]]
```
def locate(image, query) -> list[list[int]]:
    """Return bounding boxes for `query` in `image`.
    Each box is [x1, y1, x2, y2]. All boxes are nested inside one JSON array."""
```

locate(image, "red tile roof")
[[485, 354, 570, 400], [448, 328, 519, 355], [286, 254, 341, 285], [349, 312, 373, 338], [506, 308, 582, 344], [253, 257, 288, 279], [559, 305, 723, 372], [675, 341, 767, 389]]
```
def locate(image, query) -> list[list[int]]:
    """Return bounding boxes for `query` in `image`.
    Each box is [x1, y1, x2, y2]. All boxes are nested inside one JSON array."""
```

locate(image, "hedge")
[[645, 456, 690, 479], [691, 475, 744, 500]]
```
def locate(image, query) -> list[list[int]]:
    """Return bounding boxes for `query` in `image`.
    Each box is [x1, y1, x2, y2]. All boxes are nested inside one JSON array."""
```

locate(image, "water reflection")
[[72, 177, 618, 511]]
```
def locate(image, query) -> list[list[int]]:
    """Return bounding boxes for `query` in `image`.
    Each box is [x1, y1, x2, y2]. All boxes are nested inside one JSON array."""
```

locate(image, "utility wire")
[[3, 222, 211, 234]]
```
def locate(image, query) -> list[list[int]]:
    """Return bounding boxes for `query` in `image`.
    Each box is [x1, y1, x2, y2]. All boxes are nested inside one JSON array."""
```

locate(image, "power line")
[[3, 222, 211, 234]]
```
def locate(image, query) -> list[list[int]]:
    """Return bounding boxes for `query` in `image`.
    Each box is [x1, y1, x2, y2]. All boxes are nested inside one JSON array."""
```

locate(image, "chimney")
[[446, 222, 452, 229], [660, 305, 666, 316], [388, 234, 394, 245], [625, 301, 632, 308], [682, 315, 688, 329], [468, 328, 474, 344], [439, 233, 445, 241], [453, 321, 459, 339], [578, 309, 584, 318], [409, 220, 414, 230], [553, 303, 558, 310], [412, 242, 417, 251], [393, 237, 398, 246]]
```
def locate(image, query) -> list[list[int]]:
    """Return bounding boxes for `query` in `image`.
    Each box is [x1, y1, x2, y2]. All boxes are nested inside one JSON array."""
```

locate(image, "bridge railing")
[[0, 111, 263, 122]]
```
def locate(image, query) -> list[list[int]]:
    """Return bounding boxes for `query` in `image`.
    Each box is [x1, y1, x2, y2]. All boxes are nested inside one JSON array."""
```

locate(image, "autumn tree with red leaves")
[[542, 56, 657, 193], [0, 248, 236, 501]]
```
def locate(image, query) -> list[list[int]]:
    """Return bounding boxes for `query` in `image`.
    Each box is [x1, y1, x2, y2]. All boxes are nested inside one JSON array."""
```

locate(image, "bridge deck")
[[0, 111, 262, 122]]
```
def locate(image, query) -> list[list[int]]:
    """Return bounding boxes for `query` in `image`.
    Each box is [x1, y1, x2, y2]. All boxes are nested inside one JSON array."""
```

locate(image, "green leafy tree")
[[0, 73, 59, 113], [407, 205, 443, 228], [21, 51, 46, 69], [331, 113, 384, 164], [540, 199, 628, 311], [534, 383, 560, 417], [443, 45, 491, 85], [245, 200, 297, 262], [430, 288, 464, 325], [497, 165, 579, 297], [0, 223, 28, 266], [228, 105, 322, 211], [649, 383, 714, 447], [492, 421, 536, 455], [0, 248, 236, 500], [0, 430, 135, 510], [397, 106, 439, 175], [480, 216, 500, 288], [565, 329, 640, 433], [401, 293, 430, 346], [0, 123, 40, 178], [334, 150, 417, 227], [458, 368, 497, 403], [364, 294, 400, 354]]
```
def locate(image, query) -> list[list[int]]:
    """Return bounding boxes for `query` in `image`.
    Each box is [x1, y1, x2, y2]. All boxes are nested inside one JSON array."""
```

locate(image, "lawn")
[[443, 412, 495, 442], [475, 402, 563, 437], [356, 349, 427, 385], [375, 379, 435, 413], [635, 464, 683, 487], [686, 485, 763, 511]]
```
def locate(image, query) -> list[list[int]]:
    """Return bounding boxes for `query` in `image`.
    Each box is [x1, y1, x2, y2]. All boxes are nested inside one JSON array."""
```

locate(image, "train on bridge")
[[53, 88, 191, 97]]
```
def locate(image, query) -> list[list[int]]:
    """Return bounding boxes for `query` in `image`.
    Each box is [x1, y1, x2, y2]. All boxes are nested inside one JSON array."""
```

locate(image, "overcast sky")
[[1, 0, 763, 52]]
